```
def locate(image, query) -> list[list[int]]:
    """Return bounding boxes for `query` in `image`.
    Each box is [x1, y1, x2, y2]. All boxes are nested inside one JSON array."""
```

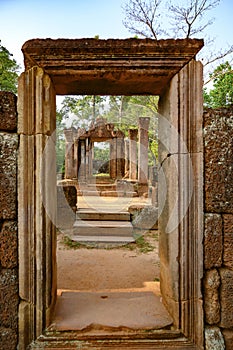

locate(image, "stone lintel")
[[22, 38, 203, 95]]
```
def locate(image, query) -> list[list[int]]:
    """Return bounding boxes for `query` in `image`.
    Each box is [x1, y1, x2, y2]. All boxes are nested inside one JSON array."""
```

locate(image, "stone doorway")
[[55, 98, 164, 332], [18, 38, 204, 349]]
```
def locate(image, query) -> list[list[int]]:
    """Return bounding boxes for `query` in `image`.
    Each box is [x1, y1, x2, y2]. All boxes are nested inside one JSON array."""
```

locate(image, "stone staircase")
[[77, 181, 138, 198], [72, 208, 135, 245]]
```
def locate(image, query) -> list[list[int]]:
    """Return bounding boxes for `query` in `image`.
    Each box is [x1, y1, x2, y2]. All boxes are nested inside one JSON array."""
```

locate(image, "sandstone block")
[[0, 133, 18, 219], [205, 326, 225, 350], [0, 327, 17, 350], [203, 269, 220, 324], [222, 330, 233, 350], [204, 108, 233, 213], [0, 92, 17, 131], [204, 214, 222, 269], [0, 221, 18, 268], [219, 268, 233, 328], [223, 214, 233, 269], [57, 185, 77, 210], [0, 269, 19, 330]]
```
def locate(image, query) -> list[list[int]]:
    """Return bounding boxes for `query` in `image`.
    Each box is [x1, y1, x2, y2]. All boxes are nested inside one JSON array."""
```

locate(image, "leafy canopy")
[[204, 61, 233, 108], [0, 41, 20, 94]]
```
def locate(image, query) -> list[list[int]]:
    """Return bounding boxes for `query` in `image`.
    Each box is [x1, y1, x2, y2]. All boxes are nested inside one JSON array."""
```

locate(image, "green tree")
[[204, 62, 233, 108], [0, 41, 20, 94], [60, 95, 106, 128]]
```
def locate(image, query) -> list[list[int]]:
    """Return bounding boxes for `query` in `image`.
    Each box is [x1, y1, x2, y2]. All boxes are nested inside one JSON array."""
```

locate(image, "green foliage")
[[94, 142, 110, 162], [204, 62, 233, 108], [60, 95, 106, 128], [0, 41, 20, 94]]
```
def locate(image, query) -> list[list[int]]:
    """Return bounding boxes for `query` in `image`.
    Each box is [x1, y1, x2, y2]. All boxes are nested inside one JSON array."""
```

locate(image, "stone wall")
[[204, 107, 233, 349], [0, 92, 19, 350]]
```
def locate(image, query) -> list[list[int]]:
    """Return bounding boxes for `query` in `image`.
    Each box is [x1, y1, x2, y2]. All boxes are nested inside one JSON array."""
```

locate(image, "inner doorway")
[[54, 94, 169, 331]]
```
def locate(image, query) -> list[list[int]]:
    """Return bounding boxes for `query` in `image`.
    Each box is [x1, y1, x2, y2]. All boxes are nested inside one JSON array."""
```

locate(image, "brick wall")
[[204, 107, 233, 349], [0, 92, 19, 350]]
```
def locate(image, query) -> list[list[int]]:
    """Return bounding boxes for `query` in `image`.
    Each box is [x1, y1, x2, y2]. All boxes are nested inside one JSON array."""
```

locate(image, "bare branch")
[[122, 0, 163, 39], [168, 0, 220, 38], [204, 45, 233, 66]]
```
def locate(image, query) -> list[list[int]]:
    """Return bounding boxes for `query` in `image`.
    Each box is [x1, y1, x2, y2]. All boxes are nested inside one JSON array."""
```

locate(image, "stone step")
[[73, 220, 133, 237], [100, 191, 138, 197], [71, 235, 135, 244], [77, 190, 138, 197], [76, 209, 130, 221]]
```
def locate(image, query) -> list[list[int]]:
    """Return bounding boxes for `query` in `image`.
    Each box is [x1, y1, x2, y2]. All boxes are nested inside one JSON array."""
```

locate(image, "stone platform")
[[52, 289, 173, 331]]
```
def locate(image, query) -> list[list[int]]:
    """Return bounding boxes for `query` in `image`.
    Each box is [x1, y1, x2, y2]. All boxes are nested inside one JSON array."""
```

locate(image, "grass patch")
[[60, 231, 157, 253], [62, 235, 95, 250], [134, 235, 155, 253], [123, 233, 156, 253]]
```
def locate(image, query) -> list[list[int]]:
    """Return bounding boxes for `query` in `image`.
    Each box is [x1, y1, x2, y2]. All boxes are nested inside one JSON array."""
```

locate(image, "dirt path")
[[57, 230, 160, 291]]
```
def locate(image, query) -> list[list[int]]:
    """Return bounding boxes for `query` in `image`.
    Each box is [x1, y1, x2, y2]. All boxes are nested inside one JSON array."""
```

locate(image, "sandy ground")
[[57, 230, 160, 292]]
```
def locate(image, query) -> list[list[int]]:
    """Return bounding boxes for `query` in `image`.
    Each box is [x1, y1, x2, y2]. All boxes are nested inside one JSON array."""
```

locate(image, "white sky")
[[0, 0, 232, 71]]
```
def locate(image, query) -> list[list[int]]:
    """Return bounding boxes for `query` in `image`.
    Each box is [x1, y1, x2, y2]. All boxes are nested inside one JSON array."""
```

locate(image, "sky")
[[0, 0, 233, 73]]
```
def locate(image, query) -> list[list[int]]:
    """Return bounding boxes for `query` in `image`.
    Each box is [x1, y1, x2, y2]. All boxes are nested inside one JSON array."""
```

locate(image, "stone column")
[[18, 66, 57, 348], [64, 128, 75, 179], [128, 129, 138, 180], [110, 138, 117, 179], [73, 138, 79, 179], [158, 60, 203, 341], [89, 141, 93, 176], [116, 135, 124, 179], [85, 138, 89, 179], [79, 140, 86, 180], [138, 117, 150, 184], [124, 138, 129, 177]]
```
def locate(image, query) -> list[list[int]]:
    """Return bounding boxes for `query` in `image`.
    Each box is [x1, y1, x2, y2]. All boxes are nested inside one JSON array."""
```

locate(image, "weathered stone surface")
[[222, 329, 233, 350], [203, 269, 220, 325], [223, 214, 233, 269], [205, 326, 225, 350], [0, 269, 19, 330], [204, 214, 222, 269], [0, 132, 18, 219], [128, 205, 158, 230], [22, 38, 203, 95], [0, 92, 17, 131], [0, 221, 18, 268], [0, 327, 17, 350], [204, 108, 233, 213], [219, 268, 233, 328], [57, 185, 77, 210]]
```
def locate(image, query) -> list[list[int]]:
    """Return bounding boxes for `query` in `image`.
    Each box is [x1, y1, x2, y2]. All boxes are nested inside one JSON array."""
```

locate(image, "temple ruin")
[[63, 116, 150, 184]]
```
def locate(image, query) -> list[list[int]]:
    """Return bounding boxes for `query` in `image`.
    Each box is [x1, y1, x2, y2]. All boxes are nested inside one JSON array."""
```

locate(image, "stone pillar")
[[116, 136, 124, 179], [79, 140, 86, 180], [64, 128, 75, 179], [124, 138, 129, 177], [89, 141, 93, 176], [18, 67, 57, 348], [85, 138, 89, 179], [128, 129, 138, 180], [73, 138, 79, 179], [158, 60, 203, 343], [138, 117, 150, 184], [110, 138, 117, 179]]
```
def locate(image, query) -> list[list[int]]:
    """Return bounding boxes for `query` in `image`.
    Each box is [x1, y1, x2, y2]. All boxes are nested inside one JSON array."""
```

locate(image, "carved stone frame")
[[18, 39, 204, 349]]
